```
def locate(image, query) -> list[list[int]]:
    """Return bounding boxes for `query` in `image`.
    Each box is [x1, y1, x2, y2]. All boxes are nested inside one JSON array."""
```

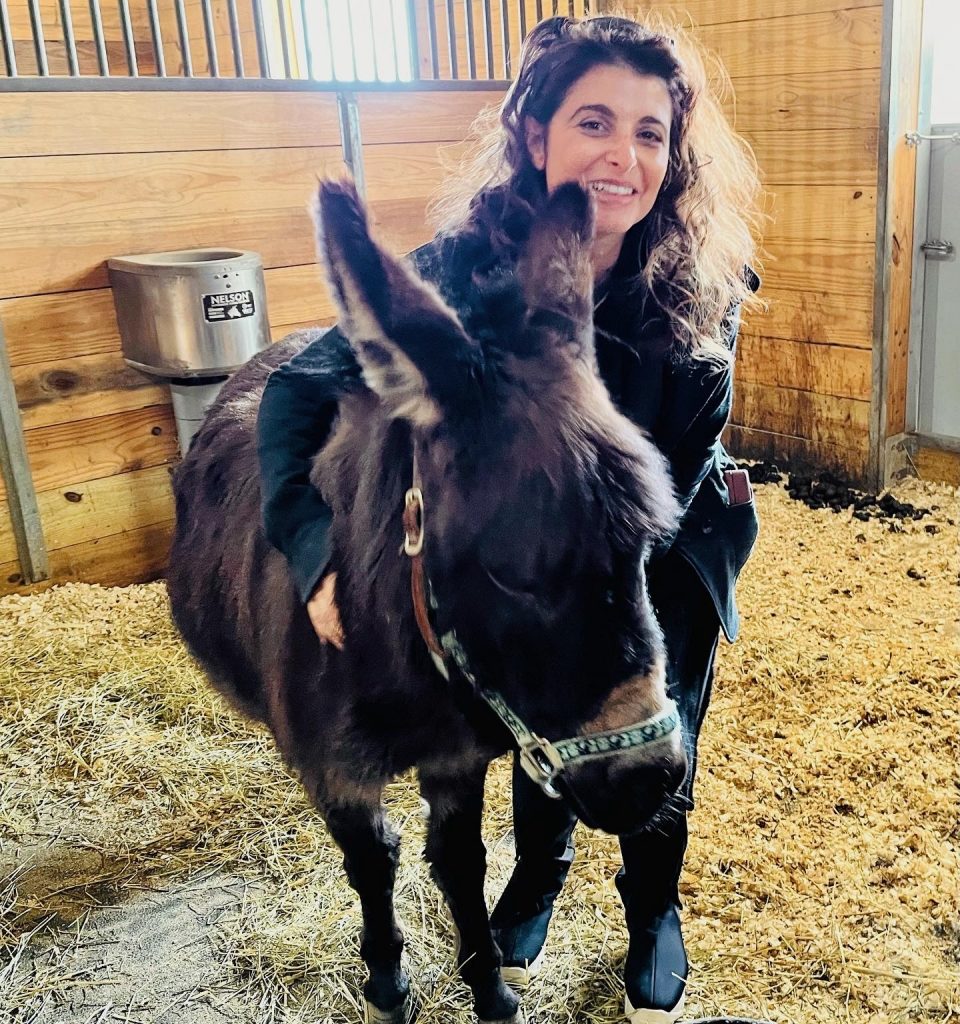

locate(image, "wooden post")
[[874, 0, 924, 490], [0, 317, 49, 583]]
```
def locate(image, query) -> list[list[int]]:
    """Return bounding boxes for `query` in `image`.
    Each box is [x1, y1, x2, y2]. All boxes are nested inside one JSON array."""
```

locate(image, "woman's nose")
[[605, 137, 638, 171]]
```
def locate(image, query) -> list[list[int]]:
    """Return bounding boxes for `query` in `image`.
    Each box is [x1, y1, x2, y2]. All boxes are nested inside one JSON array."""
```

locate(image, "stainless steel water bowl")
[[108, 248, 271, 378]]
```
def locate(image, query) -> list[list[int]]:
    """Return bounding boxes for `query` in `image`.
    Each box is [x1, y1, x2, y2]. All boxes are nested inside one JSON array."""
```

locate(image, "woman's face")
[[526, 63, 673, 259]]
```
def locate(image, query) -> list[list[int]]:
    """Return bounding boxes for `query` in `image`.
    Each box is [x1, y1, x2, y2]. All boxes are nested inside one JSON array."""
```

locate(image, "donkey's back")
[[167, 329, 322, 721]]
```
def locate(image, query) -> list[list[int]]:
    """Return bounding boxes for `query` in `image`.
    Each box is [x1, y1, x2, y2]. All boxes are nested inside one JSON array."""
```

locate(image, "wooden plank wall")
[[1, 0, 159, 75], [639, 0, 883, 482], [0, 87, 498, 595], [0, 0, 292, 78], [0, 0, 911, 593], [415, 0, 592, 80]]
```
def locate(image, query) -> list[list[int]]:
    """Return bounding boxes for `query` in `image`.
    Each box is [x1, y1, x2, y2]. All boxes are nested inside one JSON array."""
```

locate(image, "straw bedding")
[[1, 477, 957, 1024]]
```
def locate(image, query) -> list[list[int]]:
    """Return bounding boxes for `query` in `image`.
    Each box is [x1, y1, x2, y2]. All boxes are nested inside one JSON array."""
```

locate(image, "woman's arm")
[[666, 359, 733, 517], [256, 327, 359, 603], [651, 305, 742, 554]]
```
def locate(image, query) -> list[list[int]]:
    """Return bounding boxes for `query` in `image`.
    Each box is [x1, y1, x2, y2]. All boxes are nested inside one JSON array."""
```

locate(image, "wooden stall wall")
[[0, 0, 159, 75], [416, 0, 592, 80], [0, 87, 499, 595], [623, 0, 883, 484]]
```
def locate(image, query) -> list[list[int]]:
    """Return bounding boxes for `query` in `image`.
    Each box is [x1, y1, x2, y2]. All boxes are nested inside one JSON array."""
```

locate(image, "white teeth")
[[589, 181, 635, 196]]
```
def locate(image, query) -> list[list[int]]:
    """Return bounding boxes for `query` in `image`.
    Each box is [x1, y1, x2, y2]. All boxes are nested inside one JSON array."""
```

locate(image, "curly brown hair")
[[429, 11, 765, 361]]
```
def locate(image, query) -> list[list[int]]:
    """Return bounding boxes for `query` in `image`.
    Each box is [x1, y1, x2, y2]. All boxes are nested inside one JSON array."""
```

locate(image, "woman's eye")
[[580, 119, 606, 132], [638, 130, 663, 144]]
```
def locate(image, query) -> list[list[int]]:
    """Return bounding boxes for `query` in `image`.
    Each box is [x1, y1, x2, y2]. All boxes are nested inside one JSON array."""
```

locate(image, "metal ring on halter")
[[403, 487, 425, 557]]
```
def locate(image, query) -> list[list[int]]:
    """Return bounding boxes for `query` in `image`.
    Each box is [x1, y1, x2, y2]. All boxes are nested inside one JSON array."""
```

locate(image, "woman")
[[257, 14, 762, 1023]]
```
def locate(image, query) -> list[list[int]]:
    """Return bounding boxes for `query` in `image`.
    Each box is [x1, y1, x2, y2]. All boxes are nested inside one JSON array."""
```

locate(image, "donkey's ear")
[[313, 180, 479, 426], [516, 183, 595, 357]]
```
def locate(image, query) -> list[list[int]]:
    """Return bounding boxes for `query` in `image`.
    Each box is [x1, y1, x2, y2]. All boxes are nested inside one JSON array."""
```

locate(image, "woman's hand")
[[307, 572, 345, 649]]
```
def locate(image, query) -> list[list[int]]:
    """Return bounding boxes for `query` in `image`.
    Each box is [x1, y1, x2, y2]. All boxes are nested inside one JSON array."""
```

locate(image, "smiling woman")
[[432, 13, 762, 362], [524, 64, 674, 277]]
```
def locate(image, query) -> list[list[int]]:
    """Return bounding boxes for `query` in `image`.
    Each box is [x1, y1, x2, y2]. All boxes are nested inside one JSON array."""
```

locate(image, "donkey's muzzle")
[[557, 736, 688, 836]]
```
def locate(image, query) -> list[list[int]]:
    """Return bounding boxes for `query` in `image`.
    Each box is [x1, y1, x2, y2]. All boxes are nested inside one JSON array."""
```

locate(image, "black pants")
[[510, 552, 721, 917]]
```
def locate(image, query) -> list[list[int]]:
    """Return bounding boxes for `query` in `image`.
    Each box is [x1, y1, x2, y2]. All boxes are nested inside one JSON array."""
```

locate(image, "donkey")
[[167, 180, 686, 1024]]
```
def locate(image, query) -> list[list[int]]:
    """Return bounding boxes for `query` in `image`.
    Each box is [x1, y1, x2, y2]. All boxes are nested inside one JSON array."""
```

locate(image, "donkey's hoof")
[[478, 1009, 524, 1024], [364, 992, 414, 1023]]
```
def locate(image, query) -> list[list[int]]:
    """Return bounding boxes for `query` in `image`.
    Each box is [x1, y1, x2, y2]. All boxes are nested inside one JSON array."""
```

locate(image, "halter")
[[401, 456, 681, 800]]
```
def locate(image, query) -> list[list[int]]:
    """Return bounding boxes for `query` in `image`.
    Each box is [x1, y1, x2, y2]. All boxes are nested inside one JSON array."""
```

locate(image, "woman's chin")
[[594, 210, 643, 244]]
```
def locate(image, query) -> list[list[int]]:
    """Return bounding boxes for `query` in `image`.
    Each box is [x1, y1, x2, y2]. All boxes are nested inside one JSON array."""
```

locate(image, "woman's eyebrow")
[[569, 103, 615, 121], [569, 104, 668, 131]]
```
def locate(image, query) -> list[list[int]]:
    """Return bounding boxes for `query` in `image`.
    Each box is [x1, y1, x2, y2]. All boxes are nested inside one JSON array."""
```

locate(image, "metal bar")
[[145, 0, 165, 76], [251, 0, 269, 77], [499, 0, 510, 78], [0, 319, 49, 585], [444, 0, 457, 79], [88, 0, 109, 75], [174, 0, 192, 76], [342, 0, 358, 80], [337, 91, 365, 198], [298, 0, 310, 77], [59, 0, 79, 75], [275, 0, 291, 78], [535, 0, 542, 21], [403, 0, 419, 80], [118, 0, 139, 76], [321, 0, 336, 79], [27, 0, 48, 75], [424, 0, 439, 78], [1, 74, 510, 91], [0, 0, 17, 76], [462, 0, 475, 79], [200, 0, 219, 75], [364, 0, 383, 81], [380, 0, 399, 81], [226, 0, 244, 76], [480, 0, 493, 78], [517, 0, 526, 41]]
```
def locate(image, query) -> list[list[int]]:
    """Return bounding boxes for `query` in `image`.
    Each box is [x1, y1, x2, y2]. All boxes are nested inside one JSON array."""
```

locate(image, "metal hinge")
[[920, 239, 955, 257]]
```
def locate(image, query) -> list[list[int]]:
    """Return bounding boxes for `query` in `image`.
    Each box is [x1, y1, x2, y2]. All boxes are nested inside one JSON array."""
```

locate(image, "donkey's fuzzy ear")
[[516, 183, 595, 357], [312, 179, 479, 426]]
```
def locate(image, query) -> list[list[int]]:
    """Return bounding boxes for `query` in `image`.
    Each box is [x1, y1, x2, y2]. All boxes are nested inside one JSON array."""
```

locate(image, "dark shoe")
[[490, 844, 573, 986], [622, 903, 688, 1023], [491, 901, 551, 986]]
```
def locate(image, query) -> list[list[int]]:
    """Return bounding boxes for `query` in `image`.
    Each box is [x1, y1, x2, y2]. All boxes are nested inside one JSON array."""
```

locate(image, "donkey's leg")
[[419, 764, 522, 1024], [317, 785, 411, 1023]]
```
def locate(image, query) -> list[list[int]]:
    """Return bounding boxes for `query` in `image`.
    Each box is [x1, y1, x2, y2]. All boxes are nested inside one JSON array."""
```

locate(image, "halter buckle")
[[403, 487, 425, 556], [518, 734, 564, 800]]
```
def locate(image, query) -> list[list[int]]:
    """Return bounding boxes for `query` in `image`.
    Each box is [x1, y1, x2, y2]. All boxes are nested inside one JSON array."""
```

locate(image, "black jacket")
[[257, 226, 759, 641]]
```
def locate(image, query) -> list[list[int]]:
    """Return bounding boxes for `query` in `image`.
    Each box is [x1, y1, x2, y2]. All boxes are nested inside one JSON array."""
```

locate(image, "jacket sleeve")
[[667, 359, 733, 517], [256, 327, 357, 604], [652, 307, 741, 555]]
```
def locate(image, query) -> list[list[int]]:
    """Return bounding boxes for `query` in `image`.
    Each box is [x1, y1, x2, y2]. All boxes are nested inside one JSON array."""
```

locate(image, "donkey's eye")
[[484, 566, 538, 599]]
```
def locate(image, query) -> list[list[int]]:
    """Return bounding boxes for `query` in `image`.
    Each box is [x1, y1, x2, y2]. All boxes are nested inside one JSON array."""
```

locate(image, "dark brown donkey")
[[167, 181, 686, 1024]]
